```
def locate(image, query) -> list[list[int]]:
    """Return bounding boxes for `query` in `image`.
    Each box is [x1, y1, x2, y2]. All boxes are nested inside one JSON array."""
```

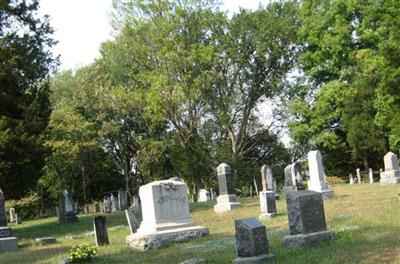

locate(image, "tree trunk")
[[363, 152, 369, 171]]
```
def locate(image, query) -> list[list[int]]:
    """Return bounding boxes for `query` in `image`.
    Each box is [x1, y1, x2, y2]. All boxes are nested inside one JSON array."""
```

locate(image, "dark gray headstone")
[[284, 165, 292, 187], [235, 218, 269, 258], [0, 189, 7, 227], [217, 163, 234, 195], [93, 216, 109, 246], [286, 190, 327, 235], [125, 209, 139, 234]]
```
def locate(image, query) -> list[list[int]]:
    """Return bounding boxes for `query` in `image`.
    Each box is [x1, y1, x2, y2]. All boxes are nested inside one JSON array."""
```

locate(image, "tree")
[[0, 0, 56, 198]]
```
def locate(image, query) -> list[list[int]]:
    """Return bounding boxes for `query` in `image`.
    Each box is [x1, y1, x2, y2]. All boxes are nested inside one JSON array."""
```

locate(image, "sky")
[[39, 0, 270, 70]]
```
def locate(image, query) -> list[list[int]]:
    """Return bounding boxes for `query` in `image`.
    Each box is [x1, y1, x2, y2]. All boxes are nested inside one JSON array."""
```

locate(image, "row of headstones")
[[349, 151, 400, 185]]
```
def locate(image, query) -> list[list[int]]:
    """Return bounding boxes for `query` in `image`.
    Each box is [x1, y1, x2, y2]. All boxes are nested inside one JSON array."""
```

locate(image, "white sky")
[[39, 0, 270, 71]]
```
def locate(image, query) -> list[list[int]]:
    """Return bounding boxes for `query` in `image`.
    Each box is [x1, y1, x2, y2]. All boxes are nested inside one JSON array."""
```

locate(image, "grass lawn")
[[2, 183, 400, 264]]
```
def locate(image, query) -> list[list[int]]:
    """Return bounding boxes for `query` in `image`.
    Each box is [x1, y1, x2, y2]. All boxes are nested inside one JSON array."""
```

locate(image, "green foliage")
[[5, 192, 40, 220], [68, 243, 97, 263]]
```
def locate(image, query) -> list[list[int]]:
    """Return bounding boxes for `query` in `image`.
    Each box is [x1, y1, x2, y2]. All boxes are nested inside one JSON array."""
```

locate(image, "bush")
[[68, 243, 97, 263], [5, 192, 40, 220]]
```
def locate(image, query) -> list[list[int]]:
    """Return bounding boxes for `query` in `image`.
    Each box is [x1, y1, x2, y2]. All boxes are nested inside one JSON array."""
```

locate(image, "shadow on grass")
[[3, 245, 70, 264], [12, 212, 127, 240]]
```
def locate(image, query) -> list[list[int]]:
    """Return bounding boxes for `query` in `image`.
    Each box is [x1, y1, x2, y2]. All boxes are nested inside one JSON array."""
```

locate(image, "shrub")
[[5, 192, 40, 220], [68, 243, 97, 263]]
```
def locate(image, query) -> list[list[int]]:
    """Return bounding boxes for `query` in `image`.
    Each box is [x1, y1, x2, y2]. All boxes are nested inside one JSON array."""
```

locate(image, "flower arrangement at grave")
[[67, 243, 97, 263]]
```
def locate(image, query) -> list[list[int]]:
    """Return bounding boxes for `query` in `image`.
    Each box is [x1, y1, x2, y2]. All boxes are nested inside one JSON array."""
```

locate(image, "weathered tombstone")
[[131, 196, 140, 209], [118, 190, 128, 210], [284, 162, 304, 193], [214, 163, 241, 212], [307, 151, 334, 199], [110, 194, 117, 212], [198, 189, 211, 202], [0, 188, 18, 252], [58, 190, 77, 223], [93, 216, 109, 246], [125, 209, 139, 234], [259, 165, 277, 219], [9, 208, 16, 223], [356, 168, 362, 184], [126, 179, 209, 251], [233, 218, 275, 263], [349, 173, 354, 185], [368, 168, 373, 184], [380, 152, 400, 185], [15, 214, 21, 225], [282, 190, 335, 247]]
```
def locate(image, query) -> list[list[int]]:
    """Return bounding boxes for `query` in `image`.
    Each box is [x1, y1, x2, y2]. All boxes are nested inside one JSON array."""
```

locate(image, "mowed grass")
[[1, 183, 400, 264]]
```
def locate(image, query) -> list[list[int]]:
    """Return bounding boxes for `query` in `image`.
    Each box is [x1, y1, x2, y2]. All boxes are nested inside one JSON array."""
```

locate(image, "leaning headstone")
[[126, 179, 209, 251], [380, 152, 400, 185], [259, 165, 277, 219], [356, 168, 362, 184], [369, 168, 373, 184], [110, 194, 117, 212], [233, 218, 275, 263], [282, 190, 335, 247], [125, 209, 139, 234], [93, 216, 109, 246], [0, 188, 18, 253], [9, 208, 16, 223], [349, 174, 354, 185], [58, 190, 77, 223], [198, 189, 211, 202], [214, 163, 241, 212], [307, 151, 334, 199], [118, 190, 128, 210]]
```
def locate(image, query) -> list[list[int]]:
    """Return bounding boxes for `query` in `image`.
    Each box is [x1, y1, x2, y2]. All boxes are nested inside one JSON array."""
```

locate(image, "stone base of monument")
[[126, 225, 209, 251], [58, 212, 78, 224], [282, 230, 335, 247], [0, 227, 18, 253], [214, 194, 241, 213], [232, 253, 275, 264], [380, 170, 400, 185]]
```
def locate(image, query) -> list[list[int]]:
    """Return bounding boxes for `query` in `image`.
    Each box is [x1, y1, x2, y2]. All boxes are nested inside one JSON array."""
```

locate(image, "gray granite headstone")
[[58, 190, 77, 223], [93, 216, 109, 246], [233, 218, 275, 263], [0, 190, 7, 227], [118, 190, 128, 210], [217, 163, 234, 195]]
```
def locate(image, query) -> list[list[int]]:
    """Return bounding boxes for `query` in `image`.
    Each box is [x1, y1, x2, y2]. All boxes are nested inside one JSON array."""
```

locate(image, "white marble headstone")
[[384, 152, 399, 171], [307, 150, 333, 198]]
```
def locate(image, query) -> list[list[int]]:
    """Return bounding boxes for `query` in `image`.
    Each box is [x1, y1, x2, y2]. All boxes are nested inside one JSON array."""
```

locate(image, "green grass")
[[2, 183, 400, 263]]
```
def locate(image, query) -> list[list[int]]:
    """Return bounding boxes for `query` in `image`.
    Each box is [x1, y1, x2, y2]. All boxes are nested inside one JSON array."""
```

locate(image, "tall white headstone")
[[380, 152, 400, 185], [198, 189, 211, 202], [307, 150, 334, 199], [369, 168, 374, 184], [356, 168, 362, 184], [259, 165, 277, 219], [110, 194, 117, 212], [9, 208, 16, 223], [126, 179, 209, 251], [214, 163, 241, 212], [349, 174, 354, 185]]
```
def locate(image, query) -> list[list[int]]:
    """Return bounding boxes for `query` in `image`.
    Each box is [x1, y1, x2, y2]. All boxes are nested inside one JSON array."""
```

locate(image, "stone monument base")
[[214, 194, 241, 213], [282, 230, 335, 247], [126, 225, 209, 251], [58, 212, 78, 224], [232, 253, 275, 264], [380, 170, 400, 185], [259, 212, 276, 220], [0, 236, 18, 253]]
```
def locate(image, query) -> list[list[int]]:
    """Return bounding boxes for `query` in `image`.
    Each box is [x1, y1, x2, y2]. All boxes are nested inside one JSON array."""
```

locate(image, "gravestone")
[[15, 214, 21, 225], [214, 163, 241, 212], [0, 188, 18, 253], [273, 178, 280, 200], [380, 152, 400, 185], [369, 168, 374, 184], [284, 162, 304, 193], [125, 209, 139, 234], [93, 216, 109, 246], [198, 189, 211, 202], [126, 179, 209, 251], [349, 174, 354, 185], [282, 190, 335, 247], [104, 196, 111, 214], [110, 194, 117, 212], [356, 168, 362, 184], [307, 151, 334, 199], [58, 190, 77, 223], [9, 208, 15, 223], [259, 165, 277, 219], [233, 218, 275, 263], [118, 190, 128, 210]]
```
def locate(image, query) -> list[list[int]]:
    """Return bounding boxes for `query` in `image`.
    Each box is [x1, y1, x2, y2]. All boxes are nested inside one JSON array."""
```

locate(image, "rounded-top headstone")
[[384, 152, 399, 171]]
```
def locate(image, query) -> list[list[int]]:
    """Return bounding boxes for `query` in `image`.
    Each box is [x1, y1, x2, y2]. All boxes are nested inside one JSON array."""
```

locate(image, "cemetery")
[[1, 0, 400, 263]]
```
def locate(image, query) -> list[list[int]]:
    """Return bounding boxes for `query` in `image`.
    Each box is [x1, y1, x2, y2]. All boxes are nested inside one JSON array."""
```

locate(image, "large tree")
[[0, 0, 56, 198]]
